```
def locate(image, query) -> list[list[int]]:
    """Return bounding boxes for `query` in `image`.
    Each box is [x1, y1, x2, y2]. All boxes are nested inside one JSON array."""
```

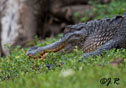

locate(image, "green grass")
[[74, 0, 126, 22], [0, 37, 126, 88], [1, 0, 126, 88], [92, 0, 126, 19]]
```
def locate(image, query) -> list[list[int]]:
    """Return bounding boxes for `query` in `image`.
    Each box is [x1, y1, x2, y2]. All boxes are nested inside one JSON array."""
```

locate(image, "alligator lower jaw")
[[29, 42, 67, 60], [28, 52, 48, 60], [41, 43, 67, 59]]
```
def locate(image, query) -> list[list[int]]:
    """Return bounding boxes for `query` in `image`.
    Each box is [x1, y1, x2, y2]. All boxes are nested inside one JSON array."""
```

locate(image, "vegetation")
[[74, 0, 126, 22], [0, 0, 126, 88]]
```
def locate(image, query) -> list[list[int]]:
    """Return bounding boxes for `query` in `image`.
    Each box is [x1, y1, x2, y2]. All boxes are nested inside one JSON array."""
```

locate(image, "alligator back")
[[66, 16, 125, 53]]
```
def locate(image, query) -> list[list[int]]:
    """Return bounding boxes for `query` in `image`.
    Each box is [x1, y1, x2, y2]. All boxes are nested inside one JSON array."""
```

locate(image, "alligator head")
[[26, 23, 88, 59]]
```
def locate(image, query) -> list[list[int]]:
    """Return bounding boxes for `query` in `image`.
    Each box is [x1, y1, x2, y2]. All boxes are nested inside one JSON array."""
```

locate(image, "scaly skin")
[[26, 15, 126, 60]]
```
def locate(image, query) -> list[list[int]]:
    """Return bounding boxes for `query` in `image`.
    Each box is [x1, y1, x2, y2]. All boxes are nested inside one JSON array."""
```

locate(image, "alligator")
[[26, 15, 126, 60]]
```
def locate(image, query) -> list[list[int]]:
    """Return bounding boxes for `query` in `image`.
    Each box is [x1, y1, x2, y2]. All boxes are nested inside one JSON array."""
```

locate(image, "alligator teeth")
[[40, 53, 48, 59]]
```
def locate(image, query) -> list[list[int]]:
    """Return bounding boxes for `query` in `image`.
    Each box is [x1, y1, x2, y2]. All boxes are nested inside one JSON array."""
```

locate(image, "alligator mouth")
[[28, 41, 67, 60]]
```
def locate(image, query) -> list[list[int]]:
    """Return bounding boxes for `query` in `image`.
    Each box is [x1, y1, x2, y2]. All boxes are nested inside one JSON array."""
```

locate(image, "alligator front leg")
[[81, 38, 122, 60], [26, 29, 87, 59]]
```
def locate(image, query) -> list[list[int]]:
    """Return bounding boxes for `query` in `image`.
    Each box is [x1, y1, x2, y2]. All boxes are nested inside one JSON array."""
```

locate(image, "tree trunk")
[[0, 13, 2, 56], [0, 0, 48, 56]]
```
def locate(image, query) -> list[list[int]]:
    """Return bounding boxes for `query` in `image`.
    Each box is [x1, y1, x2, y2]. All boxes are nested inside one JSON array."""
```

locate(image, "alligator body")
[[26, 15, 126, 59]]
